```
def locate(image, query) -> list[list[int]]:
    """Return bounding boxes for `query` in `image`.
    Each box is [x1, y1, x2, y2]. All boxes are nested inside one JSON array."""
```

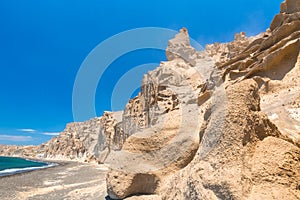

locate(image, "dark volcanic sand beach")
[[0, 161, 108, 200]]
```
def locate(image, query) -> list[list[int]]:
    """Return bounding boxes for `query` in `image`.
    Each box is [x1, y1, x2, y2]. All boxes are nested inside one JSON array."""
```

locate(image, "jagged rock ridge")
[[0, 1, 299, 200], [106, 0, 300, 199]]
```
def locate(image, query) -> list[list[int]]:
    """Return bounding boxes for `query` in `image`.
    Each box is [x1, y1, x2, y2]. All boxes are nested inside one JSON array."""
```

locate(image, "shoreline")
[[0, 160, 108, 200], [0, 159, 63, 178], [0, 156, 64, 177]]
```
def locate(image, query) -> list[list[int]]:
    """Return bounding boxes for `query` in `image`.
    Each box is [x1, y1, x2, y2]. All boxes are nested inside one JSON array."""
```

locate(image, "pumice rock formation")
[[106, 28, 211, 199], [0, 1, 299, 200], [41, 111, 124, 163], [106, 0, 300, 199], [0, 111, 125, 163]]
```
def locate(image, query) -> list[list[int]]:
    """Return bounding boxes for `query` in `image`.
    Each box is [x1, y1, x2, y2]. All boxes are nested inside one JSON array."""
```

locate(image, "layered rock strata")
[[106, 0, 300, 199], [1, 1, 299, 199]]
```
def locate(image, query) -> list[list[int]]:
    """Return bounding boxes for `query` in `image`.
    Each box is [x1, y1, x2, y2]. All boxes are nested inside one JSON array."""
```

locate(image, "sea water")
[[0, 156, 55, 177]]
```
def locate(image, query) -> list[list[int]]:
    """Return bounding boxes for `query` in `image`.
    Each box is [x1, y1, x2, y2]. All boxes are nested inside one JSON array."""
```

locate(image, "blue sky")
[[0, 0, 282, 145]]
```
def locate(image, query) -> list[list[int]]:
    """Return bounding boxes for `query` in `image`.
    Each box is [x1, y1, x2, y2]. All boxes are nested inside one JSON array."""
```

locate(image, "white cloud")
[[0, 134, 32, 142], [42, 132, 60, 136], [18, 129, 37, 133]]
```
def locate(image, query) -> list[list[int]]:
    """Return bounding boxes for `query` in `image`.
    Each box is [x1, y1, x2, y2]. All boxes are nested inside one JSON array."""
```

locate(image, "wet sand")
[[0, 161, 108, 200]]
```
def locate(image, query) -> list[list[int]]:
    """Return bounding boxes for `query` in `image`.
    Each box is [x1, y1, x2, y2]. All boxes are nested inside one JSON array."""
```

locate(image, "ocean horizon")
[[0, 156, 55, 177]]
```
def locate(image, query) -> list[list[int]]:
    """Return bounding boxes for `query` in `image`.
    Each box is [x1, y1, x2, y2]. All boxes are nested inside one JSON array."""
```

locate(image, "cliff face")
[[41, 118, 101, 162], [160, 80, 300, 200], [106, 28, 210, 199], [0, 145, 38, 158], [0, 112, 125, 163], [1, 0, 299, 199], [39, 111, 126, 163], [106, 0, 300, 199]]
